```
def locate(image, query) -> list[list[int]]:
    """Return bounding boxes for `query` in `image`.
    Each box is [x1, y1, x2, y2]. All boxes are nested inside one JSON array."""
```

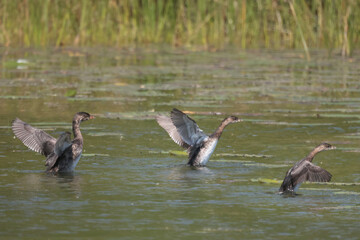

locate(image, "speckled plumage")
[[279, 143, 335, 194], [12, 112, 94, 173]]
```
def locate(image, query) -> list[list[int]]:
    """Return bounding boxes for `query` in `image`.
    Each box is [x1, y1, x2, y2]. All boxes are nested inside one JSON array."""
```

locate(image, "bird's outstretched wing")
[[279, 160, 332, 193], [156, 115, 190, 149], [170, 108, 207, 146], [291, 161, 332, 185], [12, 118, 56, 157]]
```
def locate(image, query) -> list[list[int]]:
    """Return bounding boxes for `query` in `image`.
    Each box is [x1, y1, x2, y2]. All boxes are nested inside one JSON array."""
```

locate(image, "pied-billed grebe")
[[279, 142, 335, 194], [12, 112, 94, 173], [156, 108, 241, 166]]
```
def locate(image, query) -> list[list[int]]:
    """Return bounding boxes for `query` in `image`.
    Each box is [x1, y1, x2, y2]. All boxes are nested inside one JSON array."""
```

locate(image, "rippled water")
[[0, 47, 359, 239]]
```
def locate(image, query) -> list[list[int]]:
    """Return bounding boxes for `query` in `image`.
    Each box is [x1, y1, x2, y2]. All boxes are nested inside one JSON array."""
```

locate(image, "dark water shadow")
[[41, 172, 83, 195], [166, 163, 215, 182], [278, 191, 301, 198], [14, 171, 83, 199]]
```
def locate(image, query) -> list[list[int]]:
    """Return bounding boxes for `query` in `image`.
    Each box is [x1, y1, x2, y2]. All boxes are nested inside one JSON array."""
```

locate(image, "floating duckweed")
[[250, 178, 281, 184], [100, 112, 159, 120], [244, 163, 289, 168], [311, 205, 360, 210], [333, 191, 360, 195], [148, 150, 187, 156], [318, 182, 360, 186], [211, 160, 253, 163], [255, 121, 333, 126], [64, 89, 77, 97], [168, 150, 188, 156], [0, 95, 39, 99], [215, 153, 273, 158]]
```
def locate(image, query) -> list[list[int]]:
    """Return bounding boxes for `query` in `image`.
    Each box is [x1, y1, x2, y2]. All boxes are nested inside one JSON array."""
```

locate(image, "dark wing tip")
[[170, 108, 198, 126], [12, 117, 20, 124], [306, 163, 332, 183], [171, 108, 185, 117], [12, 118, 24, 128], [320, 169, 332, 182]]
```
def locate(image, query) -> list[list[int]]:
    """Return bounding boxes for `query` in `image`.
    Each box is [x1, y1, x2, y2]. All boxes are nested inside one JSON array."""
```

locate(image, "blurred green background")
[[1, 0, 359, 57]]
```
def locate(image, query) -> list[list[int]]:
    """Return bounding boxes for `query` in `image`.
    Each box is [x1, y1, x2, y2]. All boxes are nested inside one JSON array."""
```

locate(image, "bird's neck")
[[211, 121, 228, 139], [72, 120, 83, 142], [306, 149, 321, 162]]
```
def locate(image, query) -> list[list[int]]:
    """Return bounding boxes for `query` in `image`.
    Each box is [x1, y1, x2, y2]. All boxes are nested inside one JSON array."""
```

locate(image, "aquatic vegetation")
[[211, 159, 253, 163], [154, 100, 230, 108], [215, 153, 273, 158], [244, 162, 289, 168], [311, 205, 360, 211], [151, 151, 273, 160], [0, 95, 39, 100], [1, 47, 360, 238], [1, 0, 359, 56], [64, 89, 77, 97], [318, 182, 360, 186], [100, 111, 159, 120], [250, 178, 281, 184], [339, 147, 360, 152], [255, 121, 333, 126], [333, 191, 360, 195], [251, 178, 360, 187]]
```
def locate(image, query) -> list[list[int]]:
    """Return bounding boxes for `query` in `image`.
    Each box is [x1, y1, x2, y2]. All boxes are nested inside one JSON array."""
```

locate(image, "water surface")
[[0, 47, 359, 239]]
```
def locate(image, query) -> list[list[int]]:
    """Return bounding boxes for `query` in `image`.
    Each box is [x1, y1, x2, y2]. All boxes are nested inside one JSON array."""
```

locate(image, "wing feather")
[[156, 115, 190, 149], [279, 160, 332, 193], [170, 108, 207, 146], [293, 162, 332, 186], [12, 118, 56, 157]]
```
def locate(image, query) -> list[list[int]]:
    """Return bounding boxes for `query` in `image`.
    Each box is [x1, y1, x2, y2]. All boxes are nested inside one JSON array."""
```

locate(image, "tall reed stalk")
[[0, 0, 359, 55]]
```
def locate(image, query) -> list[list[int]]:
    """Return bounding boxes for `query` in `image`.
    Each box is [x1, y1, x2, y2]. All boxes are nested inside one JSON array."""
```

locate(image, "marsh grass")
[[0, 0, 359, 56]]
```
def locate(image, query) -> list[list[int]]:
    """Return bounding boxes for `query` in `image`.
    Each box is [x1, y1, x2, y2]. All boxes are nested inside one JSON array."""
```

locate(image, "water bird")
[[279, 143, 335, 194], [156, 108, 241, 166], [12, 112, 94, 173]]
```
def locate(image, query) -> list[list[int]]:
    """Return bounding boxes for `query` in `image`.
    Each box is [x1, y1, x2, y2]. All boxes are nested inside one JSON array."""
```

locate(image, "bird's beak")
[[90, 115, 95, 120]]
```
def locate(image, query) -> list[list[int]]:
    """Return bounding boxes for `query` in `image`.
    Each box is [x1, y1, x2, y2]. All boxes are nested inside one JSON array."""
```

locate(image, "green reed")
[[0, 0, 359, 56]]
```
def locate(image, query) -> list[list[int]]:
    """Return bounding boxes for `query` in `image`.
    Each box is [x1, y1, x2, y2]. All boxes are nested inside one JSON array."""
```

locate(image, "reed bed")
[[0, 0, 359, 56]]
